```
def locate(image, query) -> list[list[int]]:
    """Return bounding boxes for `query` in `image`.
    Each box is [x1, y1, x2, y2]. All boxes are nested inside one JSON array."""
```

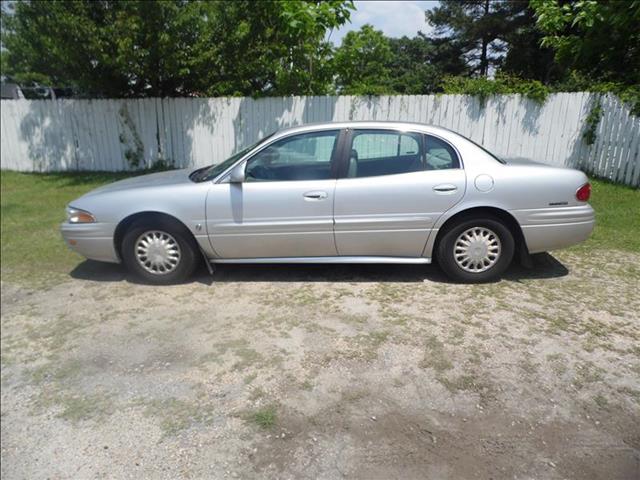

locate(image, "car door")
[[205, 129, 342, 258], [333, 129, 466, 257]]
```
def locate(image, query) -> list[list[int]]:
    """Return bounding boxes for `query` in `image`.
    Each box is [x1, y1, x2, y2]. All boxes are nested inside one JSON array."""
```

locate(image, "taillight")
[[576, 183, 591, 202]]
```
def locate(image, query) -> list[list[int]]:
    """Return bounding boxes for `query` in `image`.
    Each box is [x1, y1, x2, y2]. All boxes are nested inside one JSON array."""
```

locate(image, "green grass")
[[249, 406, 277, 429], [576, 178, 640, 253], [0, 171, 638, 285], [0, 170, 139, 285]]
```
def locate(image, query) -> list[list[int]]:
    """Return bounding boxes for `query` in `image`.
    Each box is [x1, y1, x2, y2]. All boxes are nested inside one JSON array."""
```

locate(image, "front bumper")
[[511, 205, 595, 253], [60, 222, 120, 263]]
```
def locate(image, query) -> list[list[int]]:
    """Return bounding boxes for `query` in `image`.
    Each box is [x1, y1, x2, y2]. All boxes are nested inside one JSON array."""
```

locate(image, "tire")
[[121, 218, 199, 284], [436, 216, 515, 283]]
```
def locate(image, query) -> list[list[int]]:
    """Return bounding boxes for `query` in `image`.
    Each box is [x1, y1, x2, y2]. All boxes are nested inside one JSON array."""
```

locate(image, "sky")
[[327, 1, 440, 45]]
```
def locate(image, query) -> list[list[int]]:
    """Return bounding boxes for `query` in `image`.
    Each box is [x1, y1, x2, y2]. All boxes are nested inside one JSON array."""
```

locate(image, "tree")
[[387, 35, 468, 94], [197, 0, 354, 96], [499, 2, 557, 83], [426, 0, 552, 79], [531, 0, 640, 86], [333, 24, 394, 95], [0, 0, 354, 97]]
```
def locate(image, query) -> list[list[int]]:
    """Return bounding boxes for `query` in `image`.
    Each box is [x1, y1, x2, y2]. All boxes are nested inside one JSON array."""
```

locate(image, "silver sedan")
[[61, 121, 595, 284]]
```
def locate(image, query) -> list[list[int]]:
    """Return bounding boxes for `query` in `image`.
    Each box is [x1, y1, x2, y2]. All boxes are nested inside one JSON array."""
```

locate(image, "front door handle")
[[303, 191, 328, 201], [433, 184, 458, 193]]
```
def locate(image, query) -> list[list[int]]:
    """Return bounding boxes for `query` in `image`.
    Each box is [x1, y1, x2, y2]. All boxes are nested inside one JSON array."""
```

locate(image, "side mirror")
[[229, 162, 245, 183]]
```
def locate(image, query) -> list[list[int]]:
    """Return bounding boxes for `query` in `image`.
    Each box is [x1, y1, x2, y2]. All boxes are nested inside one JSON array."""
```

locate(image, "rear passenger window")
[[400, 135, 419, 155], [425, 135, 460, 170], [347, 130, 424, 178]]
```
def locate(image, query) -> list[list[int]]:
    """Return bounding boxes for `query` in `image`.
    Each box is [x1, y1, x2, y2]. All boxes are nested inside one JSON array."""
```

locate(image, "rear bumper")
[[60, 222, 120, 263], [511, 205, 595, 253]]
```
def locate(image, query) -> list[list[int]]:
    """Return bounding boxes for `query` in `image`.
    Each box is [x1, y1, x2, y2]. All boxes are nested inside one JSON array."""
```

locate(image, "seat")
[[347, 149, 358, 178]]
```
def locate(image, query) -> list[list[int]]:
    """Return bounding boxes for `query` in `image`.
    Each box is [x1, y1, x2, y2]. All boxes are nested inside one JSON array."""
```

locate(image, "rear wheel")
[[121, 219, 198, 284], [436, 217, 514, 283]]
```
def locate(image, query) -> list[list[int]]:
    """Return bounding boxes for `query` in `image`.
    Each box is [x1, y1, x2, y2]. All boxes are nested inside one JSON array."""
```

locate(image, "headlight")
[[66, 206, 96, 223]]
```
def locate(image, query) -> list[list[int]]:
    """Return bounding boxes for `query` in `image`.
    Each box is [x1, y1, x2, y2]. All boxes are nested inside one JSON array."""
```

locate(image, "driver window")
[[245, 130, 339, 182]]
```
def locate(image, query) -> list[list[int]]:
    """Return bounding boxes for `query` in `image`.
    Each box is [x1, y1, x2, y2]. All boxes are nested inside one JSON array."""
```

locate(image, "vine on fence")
[[582, 96, 603, 146], [440, 74, 551, 105], [118, 104, 144, 168]]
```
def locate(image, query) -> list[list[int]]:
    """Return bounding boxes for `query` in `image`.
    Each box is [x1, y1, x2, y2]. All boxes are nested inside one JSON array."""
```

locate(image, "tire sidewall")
[[437, 217, 515, 283], [121, 220, 198, 284]]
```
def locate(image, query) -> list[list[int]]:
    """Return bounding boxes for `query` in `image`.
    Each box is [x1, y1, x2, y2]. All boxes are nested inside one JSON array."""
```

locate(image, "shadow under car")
[[69, 253, 568, 285]]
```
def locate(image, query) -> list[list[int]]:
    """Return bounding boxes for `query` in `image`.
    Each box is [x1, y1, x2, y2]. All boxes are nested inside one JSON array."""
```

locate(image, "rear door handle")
[[303, 191, 328, 200], [433, 184, 458, 193]]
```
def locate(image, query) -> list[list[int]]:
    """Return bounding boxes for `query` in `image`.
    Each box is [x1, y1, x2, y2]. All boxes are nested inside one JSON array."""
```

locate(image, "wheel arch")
[[431, 206, 528, 260], [113, 211, 197, 261]]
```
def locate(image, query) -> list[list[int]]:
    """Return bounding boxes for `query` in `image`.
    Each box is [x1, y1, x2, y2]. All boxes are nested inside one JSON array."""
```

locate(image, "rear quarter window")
[[424, 135, 460, 170]]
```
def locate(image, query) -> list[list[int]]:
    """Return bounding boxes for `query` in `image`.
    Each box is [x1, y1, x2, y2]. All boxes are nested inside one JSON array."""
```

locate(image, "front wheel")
[[436, 217, 515, 283], [121, 220, 199, 284]]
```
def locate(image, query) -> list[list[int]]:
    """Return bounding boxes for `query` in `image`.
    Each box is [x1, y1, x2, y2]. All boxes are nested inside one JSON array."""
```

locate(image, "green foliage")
[[386, 35, 468, 94], [531, 0, 640, 86], [1, 0, 637, 115], [1, 0, 354, 97], [249, 406, 277, 429], [333, 24, 394, 95], [441, 74, 551, 104], [550, 71, 640, 115], [582, 97, 602, 146], [427, 1, 549, 78]]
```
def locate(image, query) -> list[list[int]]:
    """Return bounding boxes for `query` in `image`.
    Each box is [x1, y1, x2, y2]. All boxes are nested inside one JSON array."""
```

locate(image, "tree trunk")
[[480, 38, 488, 77], [480, 0, 490, 77]]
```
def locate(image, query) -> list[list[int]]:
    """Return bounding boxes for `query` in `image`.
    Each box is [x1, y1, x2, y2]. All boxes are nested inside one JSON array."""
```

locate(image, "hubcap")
[[134, 230, 181, 275], [454, 227, 501, 273]]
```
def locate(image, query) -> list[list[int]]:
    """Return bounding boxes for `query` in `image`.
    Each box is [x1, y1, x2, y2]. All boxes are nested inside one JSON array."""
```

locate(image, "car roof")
[[272, 121, 453, 137]]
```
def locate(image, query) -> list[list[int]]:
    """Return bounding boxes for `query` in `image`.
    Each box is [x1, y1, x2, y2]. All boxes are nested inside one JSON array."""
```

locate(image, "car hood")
[[81, 168, 194, 198]]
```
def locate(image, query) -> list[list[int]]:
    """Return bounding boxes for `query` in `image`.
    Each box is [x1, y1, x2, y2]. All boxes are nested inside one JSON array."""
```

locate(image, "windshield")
[[189, 134, 274, 182]]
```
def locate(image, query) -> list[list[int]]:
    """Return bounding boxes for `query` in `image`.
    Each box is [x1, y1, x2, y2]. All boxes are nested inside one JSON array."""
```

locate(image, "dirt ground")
[[1, 250, 639, 479]]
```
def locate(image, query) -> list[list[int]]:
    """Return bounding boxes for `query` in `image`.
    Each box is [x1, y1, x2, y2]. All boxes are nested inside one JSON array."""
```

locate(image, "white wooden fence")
[[1, 93, 638, 186]]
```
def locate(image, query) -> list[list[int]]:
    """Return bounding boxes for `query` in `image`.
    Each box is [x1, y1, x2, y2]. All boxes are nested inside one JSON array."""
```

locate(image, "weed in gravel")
[[545, 315, 572, 335], [337, 312, 369, 325], [573, 362, 605, 390], [519, 356, 538, 375], [249, 387, 266, 401], [420, 335, 453, 372], [618, 387, 640, 404], [593, 394, 609, 410], [139, 398, 216, 436], [437, 372, 495, 405], [368, 283, 408, 304], [34, 388, 114, 423], [448, 324, 466, 345], [29, 358, 83, 385], [57, 393, 114, 422], [546, 353, 568, 376], [198, 338, 265, 371], [266, 285, 329, 309], [232, 347, 263, 371], [244, 373, 257, 384], [249, 405, 277, 429], [25, 317, 87, 354]]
